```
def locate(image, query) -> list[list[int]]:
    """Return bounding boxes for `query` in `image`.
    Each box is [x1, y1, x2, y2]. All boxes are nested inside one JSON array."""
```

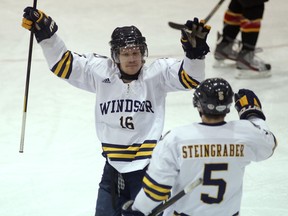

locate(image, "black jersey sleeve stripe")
[[178, 61, 200, 89], [142, 174, 171, 202], [101, 140, 157, 162], [180, 70, 200, 89], [51, 51, 73, 79]]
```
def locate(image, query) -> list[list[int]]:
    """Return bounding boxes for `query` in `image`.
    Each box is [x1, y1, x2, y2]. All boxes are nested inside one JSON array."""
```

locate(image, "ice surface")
[[1, 0, 287, 215]]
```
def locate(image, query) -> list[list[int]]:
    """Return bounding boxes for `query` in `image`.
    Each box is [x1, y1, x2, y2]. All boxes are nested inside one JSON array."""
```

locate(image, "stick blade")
[[168, 22, 185, 30]]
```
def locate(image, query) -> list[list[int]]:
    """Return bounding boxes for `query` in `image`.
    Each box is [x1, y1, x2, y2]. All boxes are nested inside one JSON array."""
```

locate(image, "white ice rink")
[[1, 0, 287, 215]]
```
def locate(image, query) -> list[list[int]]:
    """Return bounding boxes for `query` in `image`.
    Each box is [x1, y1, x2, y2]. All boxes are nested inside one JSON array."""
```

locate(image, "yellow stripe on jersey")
[[136, 151, 153, 157], [103, 146, 140, 152], [178, 62, 199, 89], [102, 140, 157, 162], [143, 187, 169, 202], [143, 176, 170, 194], [51, 50, 73, 79], [180, 70, 198, 89], [105, 153, 135, 159], [142, 174, 171, 202]]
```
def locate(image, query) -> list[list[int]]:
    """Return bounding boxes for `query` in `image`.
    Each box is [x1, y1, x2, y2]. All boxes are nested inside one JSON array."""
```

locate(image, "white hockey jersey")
[[133, 118, 277, 215], [39, 34, 205, 173]]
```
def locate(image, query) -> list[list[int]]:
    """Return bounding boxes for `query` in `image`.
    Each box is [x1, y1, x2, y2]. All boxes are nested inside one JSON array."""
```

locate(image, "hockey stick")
[[19, 0, 38, 153], [148, 178, 202, 216], [168, 0, 226, 30]]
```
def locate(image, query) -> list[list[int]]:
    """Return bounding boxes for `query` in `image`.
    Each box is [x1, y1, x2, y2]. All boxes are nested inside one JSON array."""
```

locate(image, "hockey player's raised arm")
[[22, 7, 99, 92], [22, 7, 63, 68], [180, 18, 211, 82], [157, 18, 211, 91], [180, 18, 211, 60], [234, 88, 277, 159]]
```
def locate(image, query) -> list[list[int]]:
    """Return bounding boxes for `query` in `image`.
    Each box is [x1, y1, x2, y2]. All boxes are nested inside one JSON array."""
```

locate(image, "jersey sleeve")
[[247, 117, 277, 161], [153, 56, 205, 92], [174, 57, 205, 90], [39, 34, 112, 93], [39, 34, 68, 69], [133, 131, 180, 214], [182, 56, 205, 85]]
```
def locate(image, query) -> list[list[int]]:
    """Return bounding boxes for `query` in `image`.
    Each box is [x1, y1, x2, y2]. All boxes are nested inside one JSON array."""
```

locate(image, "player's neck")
[[122, 79, 133, 83], [201, 115, 225, 124]]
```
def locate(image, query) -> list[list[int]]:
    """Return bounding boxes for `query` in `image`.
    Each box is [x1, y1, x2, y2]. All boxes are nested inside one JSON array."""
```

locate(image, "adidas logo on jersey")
[[102, 78, 111, 83]]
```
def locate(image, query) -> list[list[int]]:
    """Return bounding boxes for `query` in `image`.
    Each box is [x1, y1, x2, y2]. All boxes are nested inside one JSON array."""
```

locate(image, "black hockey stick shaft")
[[148, 178, 202, 216], [204, 0, 225, 23], [168, 0, 226, 30], [19, 0, 37, 153]]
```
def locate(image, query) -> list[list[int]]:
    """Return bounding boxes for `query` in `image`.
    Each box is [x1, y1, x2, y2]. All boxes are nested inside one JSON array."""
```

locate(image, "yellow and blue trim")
[[51, 50, 73, 79], [143, 173, 171, 202], [102, 140, 157, 162], [178, 61, 200, 89]]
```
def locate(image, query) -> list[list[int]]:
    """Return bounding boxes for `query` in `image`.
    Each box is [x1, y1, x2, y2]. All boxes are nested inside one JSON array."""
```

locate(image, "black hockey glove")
[[22, 7, 58, 43], [122, 200, 145, 216], [234, 89, 266, 120], [181, 18, 211, 59]]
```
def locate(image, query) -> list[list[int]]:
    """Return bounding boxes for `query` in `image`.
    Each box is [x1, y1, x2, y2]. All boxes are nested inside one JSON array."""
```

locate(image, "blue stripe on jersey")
[[178, 61, 200, 89], [142, 173, 171, 202], [173, 211, 188, 216], [102, 140, 157, 162], [51, 50, 73, 79]]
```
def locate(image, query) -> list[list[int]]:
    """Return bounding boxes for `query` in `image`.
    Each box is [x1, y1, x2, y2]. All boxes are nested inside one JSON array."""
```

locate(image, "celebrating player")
[[122, 78, 277, 216], [21, 7, 211, 216]]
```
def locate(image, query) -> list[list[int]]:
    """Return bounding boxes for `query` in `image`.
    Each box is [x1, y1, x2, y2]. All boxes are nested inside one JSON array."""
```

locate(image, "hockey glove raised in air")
[[234, 89, 266, 120], [22, 7, 58, 43], [122, 200, 144, 216], [181, 18, 211, 59]]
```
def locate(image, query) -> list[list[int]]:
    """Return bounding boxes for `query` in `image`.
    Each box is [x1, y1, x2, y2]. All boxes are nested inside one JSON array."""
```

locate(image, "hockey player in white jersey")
[[21, 7, 211, 216], [122, 78, 277, 216]]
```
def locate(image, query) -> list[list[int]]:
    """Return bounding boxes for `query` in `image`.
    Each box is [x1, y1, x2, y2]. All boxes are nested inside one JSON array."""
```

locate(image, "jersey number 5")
[[201, 163, 228, 204]]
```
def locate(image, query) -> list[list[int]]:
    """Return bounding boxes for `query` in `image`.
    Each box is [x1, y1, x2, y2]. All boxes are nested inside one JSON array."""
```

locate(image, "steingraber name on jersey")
[[182, 144, 244, 158]]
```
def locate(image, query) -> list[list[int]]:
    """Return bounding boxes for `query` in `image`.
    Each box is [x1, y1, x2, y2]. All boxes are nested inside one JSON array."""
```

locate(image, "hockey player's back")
[[157, 119, 275, 216], [122, 78, 277, 216]]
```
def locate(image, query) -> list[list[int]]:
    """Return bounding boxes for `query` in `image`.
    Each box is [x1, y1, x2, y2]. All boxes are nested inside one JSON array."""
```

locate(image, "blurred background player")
[[21, 7, 210, 216], [122, 78, 277, 215], [214, 0, 271, 79]]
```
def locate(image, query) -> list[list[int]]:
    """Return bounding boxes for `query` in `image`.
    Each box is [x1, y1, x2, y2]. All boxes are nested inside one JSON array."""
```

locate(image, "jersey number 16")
[[120, 116, 135, 130]]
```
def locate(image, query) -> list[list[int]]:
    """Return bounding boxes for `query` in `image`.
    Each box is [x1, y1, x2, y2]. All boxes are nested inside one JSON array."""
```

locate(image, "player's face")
[[118, 46, 144, 75]]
